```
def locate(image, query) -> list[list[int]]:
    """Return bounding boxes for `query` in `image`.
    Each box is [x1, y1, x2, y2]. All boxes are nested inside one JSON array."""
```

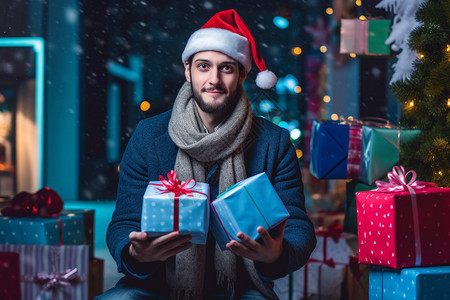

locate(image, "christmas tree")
[[388, 0, 449, 187]]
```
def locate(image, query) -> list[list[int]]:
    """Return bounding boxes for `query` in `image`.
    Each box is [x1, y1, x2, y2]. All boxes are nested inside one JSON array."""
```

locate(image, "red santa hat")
[[181, 9, 278, 90]]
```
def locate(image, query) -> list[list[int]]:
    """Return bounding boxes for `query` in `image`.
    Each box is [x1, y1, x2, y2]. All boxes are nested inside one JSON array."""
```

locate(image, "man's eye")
[[222, 65, 233, 72], [198, 64, 208, 70]]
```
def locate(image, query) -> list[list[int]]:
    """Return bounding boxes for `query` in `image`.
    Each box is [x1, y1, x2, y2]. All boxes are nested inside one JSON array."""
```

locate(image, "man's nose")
[[208, 68, 221, 85]]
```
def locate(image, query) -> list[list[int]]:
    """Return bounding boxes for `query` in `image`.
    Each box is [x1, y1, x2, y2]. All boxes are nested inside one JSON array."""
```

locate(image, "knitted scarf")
[[167, 81, 256, 299]]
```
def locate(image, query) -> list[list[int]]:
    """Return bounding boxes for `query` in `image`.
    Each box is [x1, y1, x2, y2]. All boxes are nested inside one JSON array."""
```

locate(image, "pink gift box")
[[356, 186, 450, 269]]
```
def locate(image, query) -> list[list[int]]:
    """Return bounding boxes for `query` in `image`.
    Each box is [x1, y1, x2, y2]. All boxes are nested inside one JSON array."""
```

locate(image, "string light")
[[291, 47, 302, 55], [356, 0, 362, 6], [296, 149, 303, 159], [331, 113, 339, 121], [438, 171, 443, 176], [359, 15, 367, 20], [447, 98, 450, 107], [323, 95, 331, 103], [294, 86, 302, 93], [140, 100, 151, 111], [409, 101, 415, 107], [320, 45, 328, 53], [446, 45, 450, 52], [419, 53, 425, 59], [350, 53, 357, 58], [326, 8, 333, 15]]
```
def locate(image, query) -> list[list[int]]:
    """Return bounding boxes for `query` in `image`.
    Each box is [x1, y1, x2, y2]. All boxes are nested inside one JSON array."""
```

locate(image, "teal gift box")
[[210, 172, 290, 250], [141, 178, 210, 245], [360, 127, 421, 185], [0, 214, 85, 245], [343, 181, 375, 234], [369, 265, 450, 299]]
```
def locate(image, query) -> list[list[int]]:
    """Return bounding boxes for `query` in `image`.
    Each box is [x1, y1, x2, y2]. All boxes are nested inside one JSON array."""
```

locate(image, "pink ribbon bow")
[[375, 166, 435, 266], [375, 166, 435, 192], [23, 268, 80, 300]]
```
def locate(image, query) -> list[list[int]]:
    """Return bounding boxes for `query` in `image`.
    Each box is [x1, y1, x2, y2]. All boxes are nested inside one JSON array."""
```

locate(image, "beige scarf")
[[167, 81, 257, 299]]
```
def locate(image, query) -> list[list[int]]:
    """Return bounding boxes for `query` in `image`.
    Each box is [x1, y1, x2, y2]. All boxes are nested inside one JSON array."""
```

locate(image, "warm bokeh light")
[[359, 15, 367, 20], [320, 45, 327, 53], [117, 164, 120, 173], [331, 113, 339, 121], [296, 149, 303, 158], [419, 53, 425, 59], [140, 100, 151, 111], [438, 171, 443, 176], [294, 86, 302, 93], [350, 53, 357, 58], [446, 45, 450, 52], [348, 116, 354, 121], [409, 101, 415, 107], [291, 47, 302, 55], [323, 95, 331, 103], [326, 8, 333, 15], [356, 0, 362, 6], [447, 98, 450, 107]]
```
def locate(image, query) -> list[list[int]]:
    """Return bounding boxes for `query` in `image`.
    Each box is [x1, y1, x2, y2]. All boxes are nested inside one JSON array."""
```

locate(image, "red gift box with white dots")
[[356, 187, 450, 269]]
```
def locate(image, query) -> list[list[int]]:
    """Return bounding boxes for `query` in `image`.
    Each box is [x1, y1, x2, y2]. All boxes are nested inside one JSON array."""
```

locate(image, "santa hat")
[[181, 9, 278, 90]]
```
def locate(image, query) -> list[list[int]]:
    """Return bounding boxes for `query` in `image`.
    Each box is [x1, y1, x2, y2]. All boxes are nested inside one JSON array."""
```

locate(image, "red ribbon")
[[149, 170, 207, 232], [1, 187, 63, 217]]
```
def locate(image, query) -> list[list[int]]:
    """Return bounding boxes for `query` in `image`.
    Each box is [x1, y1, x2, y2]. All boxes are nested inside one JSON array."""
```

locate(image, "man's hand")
[[128, 231, 192, 262], [225, 220, 286, 263]]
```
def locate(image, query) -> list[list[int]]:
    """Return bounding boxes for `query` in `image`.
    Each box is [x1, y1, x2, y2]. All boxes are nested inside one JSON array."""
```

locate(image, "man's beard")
[[190, 81, 241, 116]]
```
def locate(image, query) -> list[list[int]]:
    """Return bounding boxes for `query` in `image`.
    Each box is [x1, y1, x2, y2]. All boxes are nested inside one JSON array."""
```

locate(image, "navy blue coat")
[[107, 109, 316, 295]]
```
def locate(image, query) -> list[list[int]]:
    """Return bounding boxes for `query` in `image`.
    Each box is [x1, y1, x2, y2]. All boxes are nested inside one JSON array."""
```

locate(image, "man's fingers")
[[129, 231, 148, 241]]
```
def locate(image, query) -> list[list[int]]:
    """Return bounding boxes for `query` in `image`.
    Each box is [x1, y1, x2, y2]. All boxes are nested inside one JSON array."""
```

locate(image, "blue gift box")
[[0, 214, 85, 245], [369, 265, 450, 299], [210, 172, 290, 250], [309, 120, 350, 179], [141, 180, 210, 244]]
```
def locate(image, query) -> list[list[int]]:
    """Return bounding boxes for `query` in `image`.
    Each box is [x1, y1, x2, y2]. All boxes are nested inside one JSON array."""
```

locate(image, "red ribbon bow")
[[154, 170, 197, 198], [1, 187, 63, 217], [316, 219, 343, 243], [149, 170, 205, 232]]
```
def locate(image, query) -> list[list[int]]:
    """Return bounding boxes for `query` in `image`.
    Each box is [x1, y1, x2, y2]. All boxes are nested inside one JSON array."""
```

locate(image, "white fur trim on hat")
[[181, 28, 252, 71], [256, 70, 278, 89]]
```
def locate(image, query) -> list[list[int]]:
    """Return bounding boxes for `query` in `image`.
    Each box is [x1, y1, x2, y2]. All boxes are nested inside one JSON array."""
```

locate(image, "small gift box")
[[210, 172, 289, 250], [275, 221, 356, 299], [60, 209, 95, 258], [0, 252, 21, 300], [357, 166, 450, 268], [309, 221, 358, 265], [309, 120, 351, 179], [0, 244, 89, 300], [0, 214, 85, 245], [369, 265, 450, 299], [340, 19, 392, 55], [274, 259, 348, 300], [141, 170, 210, 244], [359, 126, 420, 185]]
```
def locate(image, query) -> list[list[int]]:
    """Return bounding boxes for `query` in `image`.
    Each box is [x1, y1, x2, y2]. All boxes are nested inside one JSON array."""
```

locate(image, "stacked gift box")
[[0, 188, 104, 299], [355, 166, 450, 299], [274, 221, 359, 300]]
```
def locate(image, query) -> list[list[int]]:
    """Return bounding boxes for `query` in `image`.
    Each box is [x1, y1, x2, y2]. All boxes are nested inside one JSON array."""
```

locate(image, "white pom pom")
[[255, 70, 278, 89]]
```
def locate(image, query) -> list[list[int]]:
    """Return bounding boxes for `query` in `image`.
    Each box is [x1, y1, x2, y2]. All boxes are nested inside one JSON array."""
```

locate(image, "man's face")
[[184, 51, 247, 115]]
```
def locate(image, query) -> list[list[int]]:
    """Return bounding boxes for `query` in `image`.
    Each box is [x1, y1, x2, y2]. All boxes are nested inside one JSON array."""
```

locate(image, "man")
[[98, 9, 316, 300]]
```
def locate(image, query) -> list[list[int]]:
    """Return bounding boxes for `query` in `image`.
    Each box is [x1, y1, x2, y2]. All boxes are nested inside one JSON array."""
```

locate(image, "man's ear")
[[239, 70, 247, 85], [184, 61, 191, 82]]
